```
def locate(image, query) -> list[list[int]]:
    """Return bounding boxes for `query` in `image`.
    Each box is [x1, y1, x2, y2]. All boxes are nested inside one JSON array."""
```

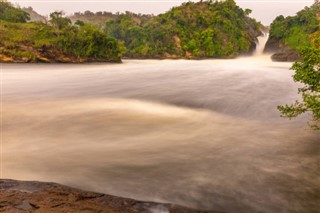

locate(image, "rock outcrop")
[[264, 38, 300, 62], [0, 179, 223, 213]]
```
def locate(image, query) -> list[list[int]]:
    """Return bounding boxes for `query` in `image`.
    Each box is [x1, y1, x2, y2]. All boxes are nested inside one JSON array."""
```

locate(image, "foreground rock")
[[0, 179, 223, 213]]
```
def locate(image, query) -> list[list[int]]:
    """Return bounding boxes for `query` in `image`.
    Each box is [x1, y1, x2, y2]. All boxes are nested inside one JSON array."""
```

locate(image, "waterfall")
[[254, 33, 269, 56]]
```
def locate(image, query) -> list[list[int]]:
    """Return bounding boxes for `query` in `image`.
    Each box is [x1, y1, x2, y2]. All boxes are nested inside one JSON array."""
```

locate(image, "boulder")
[[271, 50, 301, 62]]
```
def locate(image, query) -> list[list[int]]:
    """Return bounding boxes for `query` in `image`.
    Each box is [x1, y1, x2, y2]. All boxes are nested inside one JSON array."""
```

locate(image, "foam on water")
[[254, 33, 269, 56], [2, 60, 320, 213]]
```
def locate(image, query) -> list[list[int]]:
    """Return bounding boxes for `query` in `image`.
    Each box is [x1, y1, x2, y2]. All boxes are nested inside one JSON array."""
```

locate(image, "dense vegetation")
[[1, 0, 263, 62], [0, 1, 121, 62], [104, 0, 262, 58], [277, 1, 320, 130], [0, 0, 29, 22], [70, 10, 153, 29], [278, 47, 320, 130], [266, 1, 320, 52]]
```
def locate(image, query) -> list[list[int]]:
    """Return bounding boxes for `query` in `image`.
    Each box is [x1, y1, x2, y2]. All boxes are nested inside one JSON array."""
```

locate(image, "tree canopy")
[[268, 2, 320, 50], [104, 0, 263, 58], [0, 0, 30, 23], [278, 47, 320, 130], [277, 1, 320, 130], [0, 3, 122, 62]]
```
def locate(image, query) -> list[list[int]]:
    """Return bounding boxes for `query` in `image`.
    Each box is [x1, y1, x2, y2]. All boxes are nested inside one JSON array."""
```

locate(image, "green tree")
[[57, 24, 121, 61], [0, 0, 30, 23], [268, 2, 319, 49], [75, 20, 85, 27], [103, 0, 262, 58], [49, 11, 71, 30], [278, 47, 320, 130]]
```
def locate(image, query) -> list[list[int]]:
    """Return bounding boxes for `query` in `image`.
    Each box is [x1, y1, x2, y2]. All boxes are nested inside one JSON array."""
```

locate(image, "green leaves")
[[278, 47, 320, 130], [269, 2, 319, 49], [275, 1, 320, 130], [292, 48, 320, 90], [0, 8, 122, 62], [56, 24, 121, 61], [103, 0, 262, 58], [278, 101, 307, 119], [0, 0, 30, 23], [49, 11, 72, 30]]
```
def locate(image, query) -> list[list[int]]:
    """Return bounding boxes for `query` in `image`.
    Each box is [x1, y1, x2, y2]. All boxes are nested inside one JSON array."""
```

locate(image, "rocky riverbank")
[[0, 52, 122, 63], [0, 179, 223, 213], [263, 37, 301, 62]]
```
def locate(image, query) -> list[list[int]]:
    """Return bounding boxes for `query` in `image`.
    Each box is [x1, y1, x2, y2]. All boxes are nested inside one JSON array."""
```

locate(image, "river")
[[1, 56, 320, 213]]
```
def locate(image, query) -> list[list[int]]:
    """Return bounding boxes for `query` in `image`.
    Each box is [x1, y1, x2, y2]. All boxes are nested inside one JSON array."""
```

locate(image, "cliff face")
[[0, 179, 223, 213], [264, 38, 284, 53], [264, 38, 300, 62]]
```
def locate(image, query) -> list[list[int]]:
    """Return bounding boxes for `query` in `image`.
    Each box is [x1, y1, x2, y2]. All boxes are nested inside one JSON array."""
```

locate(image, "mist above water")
[[2, 58, 320, 213]]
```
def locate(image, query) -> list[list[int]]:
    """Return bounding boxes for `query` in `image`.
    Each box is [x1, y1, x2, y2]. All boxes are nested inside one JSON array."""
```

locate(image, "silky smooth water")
[[2, 57, 320, 213]]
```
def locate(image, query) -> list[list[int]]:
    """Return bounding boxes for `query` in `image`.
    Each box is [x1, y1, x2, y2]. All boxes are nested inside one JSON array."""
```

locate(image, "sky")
[[11, 0, 315, 25]]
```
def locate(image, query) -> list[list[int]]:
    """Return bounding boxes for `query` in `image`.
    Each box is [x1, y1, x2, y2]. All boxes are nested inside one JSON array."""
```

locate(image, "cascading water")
[[254, 32, 269, 56]]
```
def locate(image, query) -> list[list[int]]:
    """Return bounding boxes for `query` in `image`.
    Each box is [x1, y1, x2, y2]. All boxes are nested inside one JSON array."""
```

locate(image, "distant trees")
[[49, 11, 71, 30], [0, 0, 30, 23], [244, 9, 252, 16], [0, 4, 122, 62]]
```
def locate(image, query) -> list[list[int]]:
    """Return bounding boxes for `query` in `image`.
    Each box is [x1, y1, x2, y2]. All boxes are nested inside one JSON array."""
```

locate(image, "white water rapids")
[[255, 33, 269, 56], [2, 55, 320, 213]]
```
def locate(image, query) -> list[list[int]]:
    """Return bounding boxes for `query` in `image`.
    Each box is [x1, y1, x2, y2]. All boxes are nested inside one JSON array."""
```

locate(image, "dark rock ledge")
[[271, 50, 301, 62], [263, 37, 301, 62], [0, 179, 223, 213]]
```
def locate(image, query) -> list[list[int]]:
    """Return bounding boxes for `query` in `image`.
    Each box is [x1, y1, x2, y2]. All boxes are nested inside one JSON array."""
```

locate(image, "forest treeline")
[[0, 0, 263, 62]]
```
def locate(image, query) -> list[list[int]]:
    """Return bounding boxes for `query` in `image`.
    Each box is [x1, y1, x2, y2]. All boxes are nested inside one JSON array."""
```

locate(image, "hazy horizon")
[[11, 0, 314, 25]]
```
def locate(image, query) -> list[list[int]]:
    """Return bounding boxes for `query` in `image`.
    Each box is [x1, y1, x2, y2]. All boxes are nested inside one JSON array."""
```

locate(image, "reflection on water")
[[2, 59, 320, 213]]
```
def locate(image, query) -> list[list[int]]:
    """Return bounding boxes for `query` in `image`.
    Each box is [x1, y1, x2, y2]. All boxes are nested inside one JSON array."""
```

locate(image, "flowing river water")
[[2, 53, 320, 212]]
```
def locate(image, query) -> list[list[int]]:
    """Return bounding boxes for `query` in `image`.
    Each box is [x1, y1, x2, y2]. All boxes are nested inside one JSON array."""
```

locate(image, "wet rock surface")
[[0, 179, 223, 213]]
